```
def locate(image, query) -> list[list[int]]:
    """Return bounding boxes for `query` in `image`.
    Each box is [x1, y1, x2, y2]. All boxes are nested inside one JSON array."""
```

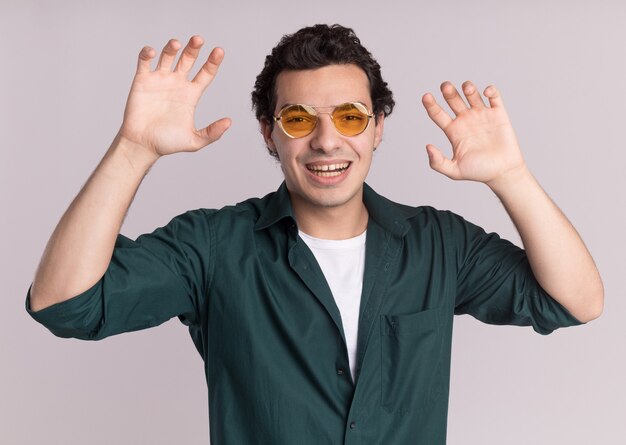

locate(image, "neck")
[[291, 193, 369, 240]]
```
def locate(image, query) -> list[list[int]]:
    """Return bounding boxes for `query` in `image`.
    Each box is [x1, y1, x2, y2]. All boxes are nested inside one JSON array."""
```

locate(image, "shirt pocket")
[[380, 306, 445, 414]]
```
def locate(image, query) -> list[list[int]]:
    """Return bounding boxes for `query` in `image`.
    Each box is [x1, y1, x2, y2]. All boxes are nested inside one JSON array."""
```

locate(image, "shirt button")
[[337, 369, 344, 375], [350, 421, 356, 429]]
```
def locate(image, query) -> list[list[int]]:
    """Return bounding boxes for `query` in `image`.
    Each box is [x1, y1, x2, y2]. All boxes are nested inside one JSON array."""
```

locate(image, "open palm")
[[422, 81, 525, 185], [118, 36, 231, 159]]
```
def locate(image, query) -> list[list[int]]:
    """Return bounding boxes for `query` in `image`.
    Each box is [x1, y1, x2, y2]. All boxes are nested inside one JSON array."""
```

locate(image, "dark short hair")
[[251, 24, 395, 157]]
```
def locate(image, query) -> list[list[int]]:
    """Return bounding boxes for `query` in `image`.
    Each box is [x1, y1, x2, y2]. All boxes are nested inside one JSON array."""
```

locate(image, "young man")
[[27, 25, 603, 444]]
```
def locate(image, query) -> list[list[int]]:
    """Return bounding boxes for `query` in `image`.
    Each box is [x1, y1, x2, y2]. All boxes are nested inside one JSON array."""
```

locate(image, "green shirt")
[[26, 182, 583, 444]]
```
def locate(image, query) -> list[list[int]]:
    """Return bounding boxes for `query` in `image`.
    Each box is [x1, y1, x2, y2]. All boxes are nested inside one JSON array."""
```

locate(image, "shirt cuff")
[[25, 279, 104, 338]]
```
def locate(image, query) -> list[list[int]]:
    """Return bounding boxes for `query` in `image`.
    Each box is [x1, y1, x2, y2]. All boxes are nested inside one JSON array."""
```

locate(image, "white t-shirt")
[[298, 230, 366, 382]]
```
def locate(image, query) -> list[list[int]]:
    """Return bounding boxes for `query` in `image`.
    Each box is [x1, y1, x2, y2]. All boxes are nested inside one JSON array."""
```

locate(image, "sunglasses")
[[273, 102, 374, 139]]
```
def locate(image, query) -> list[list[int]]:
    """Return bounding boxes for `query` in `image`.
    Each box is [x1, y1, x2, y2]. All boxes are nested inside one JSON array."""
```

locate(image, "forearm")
[[29, 133, 160, 312], [487, 166, 604, 323]]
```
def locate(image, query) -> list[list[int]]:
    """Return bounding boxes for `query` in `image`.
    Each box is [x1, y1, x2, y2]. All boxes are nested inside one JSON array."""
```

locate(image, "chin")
[[304, 187, 360, 209]]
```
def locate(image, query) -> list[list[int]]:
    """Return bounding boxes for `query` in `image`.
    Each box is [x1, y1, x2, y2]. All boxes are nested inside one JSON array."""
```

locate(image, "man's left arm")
[[421, 81, 603, 323]]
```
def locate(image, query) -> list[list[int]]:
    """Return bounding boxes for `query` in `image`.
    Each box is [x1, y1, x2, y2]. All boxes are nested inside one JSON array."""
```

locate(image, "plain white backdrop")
[[2, 0, 624, 443]]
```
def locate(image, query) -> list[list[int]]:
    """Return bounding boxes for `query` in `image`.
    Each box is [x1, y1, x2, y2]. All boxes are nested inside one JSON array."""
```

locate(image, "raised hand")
[[117, 35, 231, 159], [421, 81, 526, 187]]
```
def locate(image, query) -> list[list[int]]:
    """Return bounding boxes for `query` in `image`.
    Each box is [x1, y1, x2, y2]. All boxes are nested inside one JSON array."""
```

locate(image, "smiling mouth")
[[306, 162, 351, 177]]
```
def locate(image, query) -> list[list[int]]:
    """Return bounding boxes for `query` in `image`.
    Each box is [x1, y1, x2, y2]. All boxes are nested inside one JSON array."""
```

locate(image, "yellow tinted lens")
[[280, 105, 317, 138], [332, 103, 369, 136]]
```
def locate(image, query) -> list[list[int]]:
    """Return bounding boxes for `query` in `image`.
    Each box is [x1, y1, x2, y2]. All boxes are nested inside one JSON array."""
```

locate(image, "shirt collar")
[[254, 181, 295, 231], [254, 181, 421, 237], [362, 183, 422, 237]]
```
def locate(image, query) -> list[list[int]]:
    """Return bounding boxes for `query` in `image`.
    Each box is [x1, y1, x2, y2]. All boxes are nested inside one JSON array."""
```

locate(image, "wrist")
[[485, 163, 534, 198], [109, 132, 161, 172]]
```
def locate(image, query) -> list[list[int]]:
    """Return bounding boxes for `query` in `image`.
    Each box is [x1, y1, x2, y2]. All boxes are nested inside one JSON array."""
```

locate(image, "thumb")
[[195, 117, 232, 149], [426, 144, 460, 180]]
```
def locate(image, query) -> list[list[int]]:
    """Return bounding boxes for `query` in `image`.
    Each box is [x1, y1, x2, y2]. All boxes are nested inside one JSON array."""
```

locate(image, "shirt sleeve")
[[25, 208, 215, 340], [447, 211, 584, 335]]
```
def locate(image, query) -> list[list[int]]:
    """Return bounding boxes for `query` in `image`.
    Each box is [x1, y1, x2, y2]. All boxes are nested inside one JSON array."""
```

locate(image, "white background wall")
[[2, 0, 624, 443]]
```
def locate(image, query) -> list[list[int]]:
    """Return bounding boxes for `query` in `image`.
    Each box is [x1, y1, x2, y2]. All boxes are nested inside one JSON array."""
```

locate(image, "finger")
[[136, 46, 156, 74], [421, 93, 453, 130], [192, 47, 225, 90], [440, 81, 469, 116], [461, 80, 486, 109], [426, 144, 461, 180], [194, 117, 232, 148], [484, 85, 505, 108], [155, 38, 182, 71], [174, 35, 204, 74]]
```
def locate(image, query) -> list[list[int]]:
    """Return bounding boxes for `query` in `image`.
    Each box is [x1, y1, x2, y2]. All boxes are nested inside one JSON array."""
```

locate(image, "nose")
[[310, 113, 343, 153]]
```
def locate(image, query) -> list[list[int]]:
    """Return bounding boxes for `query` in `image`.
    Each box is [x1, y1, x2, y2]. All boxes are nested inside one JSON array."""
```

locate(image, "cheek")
[[278, 153, 300, 178], [356, 137, 376, 157]]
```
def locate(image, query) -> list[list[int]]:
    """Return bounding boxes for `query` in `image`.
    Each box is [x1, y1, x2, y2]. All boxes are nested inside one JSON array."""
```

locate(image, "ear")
[[260, 118, 277, 154], [373, 112, 385, 148]]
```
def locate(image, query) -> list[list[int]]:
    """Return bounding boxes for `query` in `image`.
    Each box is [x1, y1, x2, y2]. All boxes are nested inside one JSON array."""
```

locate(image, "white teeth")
[[307, 162, 350, 178], [307, 162, 350, 172]]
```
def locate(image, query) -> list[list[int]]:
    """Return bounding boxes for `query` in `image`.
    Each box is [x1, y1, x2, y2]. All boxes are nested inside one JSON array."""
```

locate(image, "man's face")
[[262, 64, 384, 216]]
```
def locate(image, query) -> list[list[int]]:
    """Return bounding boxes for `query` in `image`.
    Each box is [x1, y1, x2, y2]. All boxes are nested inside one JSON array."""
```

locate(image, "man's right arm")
[[29, 35, 231, 312], [29, 134, 158, 311]]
